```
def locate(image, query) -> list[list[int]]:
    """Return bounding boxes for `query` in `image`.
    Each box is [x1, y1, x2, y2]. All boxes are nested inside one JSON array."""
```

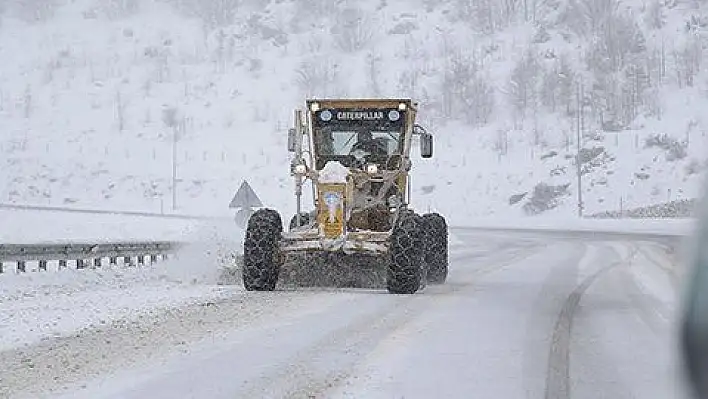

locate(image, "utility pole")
[[576, 80, 584, 218], [172, 125, 177, 210]]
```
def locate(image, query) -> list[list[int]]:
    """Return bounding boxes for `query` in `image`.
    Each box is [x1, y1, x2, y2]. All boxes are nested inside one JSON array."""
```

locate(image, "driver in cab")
[[350, 130, 388, 158]]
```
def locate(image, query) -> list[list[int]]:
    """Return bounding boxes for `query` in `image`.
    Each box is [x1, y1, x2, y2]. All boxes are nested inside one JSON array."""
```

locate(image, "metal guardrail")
[[0, 241, 183, 274]]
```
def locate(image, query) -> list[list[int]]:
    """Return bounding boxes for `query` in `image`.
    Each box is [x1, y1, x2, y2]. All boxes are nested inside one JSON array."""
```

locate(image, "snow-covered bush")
[[522, 183, 570, 215]]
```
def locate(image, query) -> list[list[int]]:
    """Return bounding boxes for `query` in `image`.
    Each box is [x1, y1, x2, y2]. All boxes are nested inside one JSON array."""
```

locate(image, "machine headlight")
[[398, 102, 407, 111], [320, 109, 332, 121], [366, 164, 378, 174], [310, 102, 320, 112], [294, 163, 307, 174]]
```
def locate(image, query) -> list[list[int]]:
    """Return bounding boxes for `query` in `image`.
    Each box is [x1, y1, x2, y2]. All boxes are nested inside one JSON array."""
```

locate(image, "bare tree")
[[290, 0, 339, 27], [398, 68, 421, 99], [674, 37, 703, 88], [466, 74, 495, 126], [644, 0, 666, 30], [562, 0, 620, 37], [507, 49, 541, 123], [115, 90, 126, 133], [170, 0, 241, 28], [332, 6, 375, 53], [99, 0, 140, 20], [493, 129, 510, 158], [365, 51, 382, 97], [438, 47, 494, 126], [295, 58, 341, 98], [456, 0, 498, 34], [440, 50, 477, 118], [12, 0, 59, 23], [23, 84, 32, 119]]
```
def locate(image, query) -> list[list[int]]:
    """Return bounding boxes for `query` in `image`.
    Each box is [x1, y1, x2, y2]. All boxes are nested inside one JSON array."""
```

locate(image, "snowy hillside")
[[1, 0, 707, 222]]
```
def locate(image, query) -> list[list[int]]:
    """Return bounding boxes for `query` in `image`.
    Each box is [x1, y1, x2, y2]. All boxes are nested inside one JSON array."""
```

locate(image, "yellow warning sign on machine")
[[318, 183, 345, 238]]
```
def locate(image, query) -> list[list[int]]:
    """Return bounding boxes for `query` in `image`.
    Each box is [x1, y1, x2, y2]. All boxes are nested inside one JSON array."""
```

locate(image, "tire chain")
[[387, 211, 424, 294], [422, 213, 449, 284], [243, 208, 283, 291]]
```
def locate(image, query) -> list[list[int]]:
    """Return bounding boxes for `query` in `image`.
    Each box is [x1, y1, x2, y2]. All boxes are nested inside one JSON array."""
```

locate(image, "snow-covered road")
[[0, 229, 691, 398]]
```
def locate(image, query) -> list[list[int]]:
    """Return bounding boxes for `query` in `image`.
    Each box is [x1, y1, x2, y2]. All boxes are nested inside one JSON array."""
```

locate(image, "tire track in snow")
[[239, 240, 549, 398], [0, 290, 360, 399], [617, 251, 675, 336], [544, 244, 639, 399], [636, 244, 682, 291]]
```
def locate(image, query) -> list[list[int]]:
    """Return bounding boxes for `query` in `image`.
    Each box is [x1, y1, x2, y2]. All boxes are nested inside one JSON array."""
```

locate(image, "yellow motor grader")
[[242, 99, 448, 294]]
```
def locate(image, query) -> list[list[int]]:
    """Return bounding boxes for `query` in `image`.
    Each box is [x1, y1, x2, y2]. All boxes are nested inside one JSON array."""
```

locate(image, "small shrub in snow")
[[389, 21, 417, 35], [644, 133, 687, 161], [589, 199, 697, 219], [533, 25, 551, 44], [331, 7, 374, 53], [601, 120, 624, 132], [550, 166, 566, 176], [667, 141, 687, 161], [522, 183, 570, 215], [592, 177, 608, 186], [421, 185, 436, 194], [97, 0, 140, 20], [508, 192, 527, 205], [578, 146, 605, 165], [685, 159, 702, 175], [540, 150, 558, 160]]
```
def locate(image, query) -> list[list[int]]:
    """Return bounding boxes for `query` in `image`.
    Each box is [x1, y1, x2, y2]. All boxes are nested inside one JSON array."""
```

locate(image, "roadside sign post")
[[229, 181, 263, 229]]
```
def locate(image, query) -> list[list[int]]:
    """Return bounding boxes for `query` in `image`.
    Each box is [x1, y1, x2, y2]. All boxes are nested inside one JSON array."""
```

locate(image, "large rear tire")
[[243, 208, 282, 291], [422, 212, 448, 284], [387, 211, 424, 294]]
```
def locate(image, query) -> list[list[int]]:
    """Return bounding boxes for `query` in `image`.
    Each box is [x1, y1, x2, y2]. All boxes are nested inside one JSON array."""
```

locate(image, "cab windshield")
[[312, 108, 405, 169]]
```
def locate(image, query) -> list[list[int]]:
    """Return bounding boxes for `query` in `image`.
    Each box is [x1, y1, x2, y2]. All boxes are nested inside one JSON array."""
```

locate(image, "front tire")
[[422, 212, 448, 284], [387, 211, 424, 294], [243, 208, 282, 291]]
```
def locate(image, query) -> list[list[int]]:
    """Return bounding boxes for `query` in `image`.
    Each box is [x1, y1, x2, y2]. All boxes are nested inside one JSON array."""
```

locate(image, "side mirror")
[[420, 133, 433, 158], [287, 128, 297, 152]]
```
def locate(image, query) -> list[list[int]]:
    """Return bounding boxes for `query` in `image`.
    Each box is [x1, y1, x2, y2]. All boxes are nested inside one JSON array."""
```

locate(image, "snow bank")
[[0, 209, 201, 244], [0, 217, 245, 352], [459, 216, 696, 237]]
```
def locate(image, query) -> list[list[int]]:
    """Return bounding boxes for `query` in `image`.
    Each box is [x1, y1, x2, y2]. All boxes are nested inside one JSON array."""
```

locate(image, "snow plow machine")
[[242, 99, 448, 294]]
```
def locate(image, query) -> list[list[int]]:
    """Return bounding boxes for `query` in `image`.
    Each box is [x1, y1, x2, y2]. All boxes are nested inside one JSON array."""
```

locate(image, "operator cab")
[[308, 101, 409, 171]]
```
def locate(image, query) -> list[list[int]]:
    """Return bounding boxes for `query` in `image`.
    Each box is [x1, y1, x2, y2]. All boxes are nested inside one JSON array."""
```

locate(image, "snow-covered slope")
[[1, 0, 707, 223]]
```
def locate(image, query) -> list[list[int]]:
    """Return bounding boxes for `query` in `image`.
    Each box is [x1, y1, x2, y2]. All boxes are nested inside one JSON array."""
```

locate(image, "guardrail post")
[[0, 241, 178, 274]]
